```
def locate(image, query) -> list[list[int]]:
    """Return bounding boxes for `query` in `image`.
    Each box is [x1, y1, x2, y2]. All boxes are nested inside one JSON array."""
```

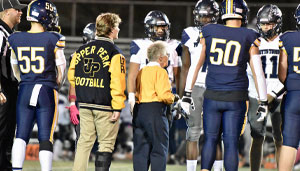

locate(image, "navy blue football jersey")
[[8, 31, 65, 89], [201, 24, 259, 91], [279, 31, 300, 91]]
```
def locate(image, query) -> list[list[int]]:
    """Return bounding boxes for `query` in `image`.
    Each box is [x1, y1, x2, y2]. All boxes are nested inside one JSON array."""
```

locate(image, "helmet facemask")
[[144, 10, 170, 41], [193, 0, 219, 30], [256, 4, 282, 39]]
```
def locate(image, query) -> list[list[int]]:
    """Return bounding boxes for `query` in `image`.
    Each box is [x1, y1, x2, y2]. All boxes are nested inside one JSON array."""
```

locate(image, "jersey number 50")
[[209, 38, 241, 66], [294, 47, 300, 74], [17, 47, 45, 74]]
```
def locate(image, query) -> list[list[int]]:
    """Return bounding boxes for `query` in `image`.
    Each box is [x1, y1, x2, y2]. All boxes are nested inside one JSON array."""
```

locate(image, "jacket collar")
[[0, 19, 13, 34], [95, 36, 114, 44]]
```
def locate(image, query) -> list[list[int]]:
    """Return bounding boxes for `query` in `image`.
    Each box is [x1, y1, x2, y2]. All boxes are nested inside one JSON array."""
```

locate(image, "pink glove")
[[66, 105, 79, 125]]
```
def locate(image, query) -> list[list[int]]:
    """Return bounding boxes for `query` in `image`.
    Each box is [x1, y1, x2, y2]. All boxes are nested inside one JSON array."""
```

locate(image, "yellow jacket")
[[136, 62, 174, 105]]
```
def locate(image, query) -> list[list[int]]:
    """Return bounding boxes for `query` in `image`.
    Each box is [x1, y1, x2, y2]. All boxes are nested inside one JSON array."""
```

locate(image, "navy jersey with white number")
[[8, 31, 65, 90], [201, 24, 259, 91], [279, 31, 300, 91]]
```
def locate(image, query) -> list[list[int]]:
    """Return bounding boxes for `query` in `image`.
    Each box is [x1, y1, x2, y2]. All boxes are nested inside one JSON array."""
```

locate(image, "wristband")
[[69, 95, 76, 101], [260, 101, 268, 105]]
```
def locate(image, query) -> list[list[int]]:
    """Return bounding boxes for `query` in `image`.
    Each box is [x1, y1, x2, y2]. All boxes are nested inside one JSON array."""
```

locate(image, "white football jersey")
[[181, 27, 206, 88], [247, 36, 284, 99], [130, 38, 182, 83]]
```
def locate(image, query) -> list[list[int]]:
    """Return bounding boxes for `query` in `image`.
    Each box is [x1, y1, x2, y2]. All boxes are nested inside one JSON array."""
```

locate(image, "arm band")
[[252, 54, 267, 101], [69, 95, 76, 101]]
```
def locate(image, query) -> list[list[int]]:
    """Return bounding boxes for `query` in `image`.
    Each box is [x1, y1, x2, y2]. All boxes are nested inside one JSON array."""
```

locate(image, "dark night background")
[[18, 0, 300, 39]]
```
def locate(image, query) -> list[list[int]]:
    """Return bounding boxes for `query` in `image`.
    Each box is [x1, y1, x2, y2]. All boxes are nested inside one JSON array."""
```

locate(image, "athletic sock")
[[12, 138, 26, 171], [187, 160, 197, 171], [39, 150, 53, 171], [213, 160, 223, 171]]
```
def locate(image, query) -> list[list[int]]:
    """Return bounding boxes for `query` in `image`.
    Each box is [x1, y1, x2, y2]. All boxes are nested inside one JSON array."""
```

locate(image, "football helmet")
[[221, 0, 249, 26], [144, 10, 170, 41], [27, 0, 60, 32], [82, 23, 96, 44], [193, 0, 219, 29], [295, 4, 300, 30], [256, 4, 282, 39]]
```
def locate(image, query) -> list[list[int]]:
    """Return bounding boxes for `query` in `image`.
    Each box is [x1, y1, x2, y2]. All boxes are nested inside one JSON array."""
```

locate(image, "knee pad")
[[95, 152, 112, 171], [39, 141, 53, 152], [186, 127, 201, 142]]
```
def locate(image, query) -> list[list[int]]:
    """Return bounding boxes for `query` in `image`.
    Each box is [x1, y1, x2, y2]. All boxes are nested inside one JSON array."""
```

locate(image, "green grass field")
[[22, 160, 282, 171]]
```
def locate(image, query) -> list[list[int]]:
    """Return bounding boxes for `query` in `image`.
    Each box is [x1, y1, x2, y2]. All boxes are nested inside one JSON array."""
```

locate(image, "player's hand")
[[128, 92, 135, 115], [0, 91, 7, 104], [111, 111, 120, 122], [173, 100, 189, 119], [181, 91, 194, 115], [257, 101, 268, 122], [66, 104, 79, 125]]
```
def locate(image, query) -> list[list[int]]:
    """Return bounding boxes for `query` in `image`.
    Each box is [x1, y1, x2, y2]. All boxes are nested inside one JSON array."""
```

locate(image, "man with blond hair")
[[68, 12, 126, 171], [0, 0, 26, 170]]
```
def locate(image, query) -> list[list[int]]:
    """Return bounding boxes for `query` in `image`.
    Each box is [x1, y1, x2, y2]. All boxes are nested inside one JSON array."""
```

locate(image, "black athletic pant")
[[0, 78, 18, 170]]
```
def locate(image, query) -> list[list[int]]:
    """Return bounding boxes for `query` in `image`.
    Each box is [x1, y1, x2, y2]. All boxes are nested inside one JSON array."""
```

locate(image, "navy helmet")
[[221, 0, 249, 26], [27, 0, 60, 32], [144, 10, 170, 41], [295, 4, 300, 30], [82, 23, 96, 44], [256, 4, 282, 39], [193, 0, 219, 29]]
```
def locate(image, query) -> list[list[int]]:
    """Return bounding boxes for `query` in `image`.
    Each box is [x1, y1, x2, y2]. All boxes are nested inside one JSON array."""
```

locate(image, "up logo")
[[83, 58, 101, 77]]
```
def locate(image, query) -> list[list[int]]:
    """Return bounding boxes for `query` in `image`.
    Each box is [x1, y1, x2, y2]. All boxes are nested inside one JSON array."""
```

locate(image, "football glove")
[[181, 91, 195, 115], [257, 101, 268, 122], [128, 92, 135, 114], [173, 99, 189, 119]]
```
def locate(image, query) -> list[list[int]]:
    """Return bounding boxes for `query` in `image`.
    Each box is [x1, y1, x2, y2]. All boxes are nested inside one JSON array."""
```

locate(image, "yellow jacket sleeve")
[[67, 53, 77, 88], [155, 68, 174, 105], [109, 54, 126, 111]]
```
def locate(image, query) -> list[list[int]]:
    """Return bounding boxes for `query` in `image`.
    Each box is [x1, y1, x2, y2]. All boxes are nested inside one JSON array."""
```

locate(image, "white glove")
[[257, 101, 268, 122], [128, 92, 135, 114], [181, 91, 194, 115]]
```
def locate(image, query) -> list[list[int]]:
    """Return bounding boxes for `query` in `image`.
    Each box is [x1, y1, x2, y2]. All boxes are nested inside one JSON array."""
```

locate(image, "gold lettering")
[[102, 55, 109, 61], [75, 53, 81, 65], [100, 79, 104, 88], [85, 47, 90, 56], [100, 51, 106, 57], [75, 77, 80, 85], [103, 61, 110, 68], [80, 49, 85, 58], [85, 78, 90, 86], [80, 77, 85, 86], [97, 47, 104, 54], [91, 46, 96, 54], [89, 78, 93, 87]]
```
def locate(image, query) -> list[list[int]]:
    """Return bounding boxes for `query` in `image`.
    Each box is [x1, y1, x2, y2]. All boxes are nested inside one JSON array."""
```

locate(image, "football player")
[[180, 0, 223, 171], [278, 4, 300, 171], [181, 0, 268, 170], [9, 0, 66, 170], [127, 10, 182, 113], [247, 4, 284, 170]]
